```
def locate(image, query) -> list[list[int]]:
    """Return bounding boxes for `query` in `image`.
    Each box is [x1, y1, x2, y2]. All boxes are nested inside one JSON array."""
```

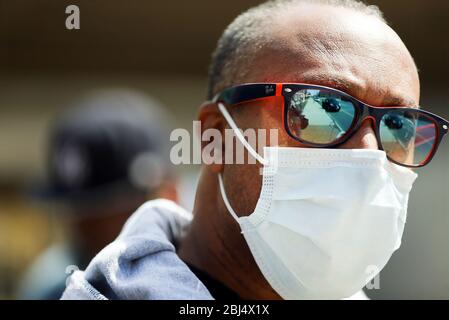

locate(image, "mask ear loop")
[[216, 103, 269, 224], [219, 174, 256, 233], [217, 174, 240, 222], [217, 103, 268, 166]]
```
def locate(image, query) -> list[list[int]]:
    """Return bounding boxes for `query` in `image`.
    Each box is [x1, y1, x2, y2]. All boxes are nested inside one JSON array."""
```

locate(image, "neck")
[[177, 170, 281, 300]]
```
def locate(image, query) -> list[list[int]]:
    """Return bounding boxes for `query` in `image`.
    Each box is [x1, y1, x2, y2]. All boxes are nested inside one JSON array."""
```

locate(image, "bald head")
[[207, 0, 419, 107]]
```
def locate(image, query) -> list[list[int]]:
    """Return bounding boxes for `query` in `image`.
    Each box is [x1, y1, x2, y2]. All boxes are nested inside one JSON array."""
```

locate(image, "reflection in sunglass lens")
[[380, 110, 437, 166], [287, 89, 356, 144]]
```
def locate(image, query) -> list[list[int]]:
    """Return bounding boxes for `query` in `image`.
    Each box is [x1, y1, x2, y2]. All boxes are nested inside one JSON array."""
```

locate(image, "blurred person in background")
[[16, 89, 178, 299]]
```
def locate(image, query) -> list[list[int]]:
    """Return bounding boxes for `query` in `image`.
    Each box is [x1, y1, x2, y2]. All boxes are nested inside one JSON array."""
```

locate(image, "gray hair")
[[207, 0, 386, 99]]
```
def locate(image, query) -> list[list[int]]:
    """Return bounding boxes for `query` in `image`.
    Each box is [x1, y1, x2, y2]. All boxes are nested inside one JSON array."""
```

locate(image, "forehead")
[[244, 4, 420, 107]]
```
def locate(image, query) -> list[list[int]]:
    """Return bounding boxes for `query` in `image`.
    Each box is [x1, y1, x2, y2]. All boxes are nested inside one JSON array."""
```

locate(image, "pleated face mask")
[[217, 103, 418, 300]]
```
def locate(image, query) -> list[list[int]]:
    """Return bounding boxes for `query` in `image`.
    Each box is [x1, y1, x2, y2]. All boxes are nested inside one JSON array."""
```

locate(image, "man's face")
[[220, 4, 420, 217]]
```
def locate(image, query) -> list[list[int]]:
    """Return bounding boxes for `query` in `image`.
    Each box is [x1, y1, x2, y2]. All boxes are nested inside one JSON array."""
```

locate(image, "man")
[[18, 89, 178, 299], [62, 0, 449, 300]]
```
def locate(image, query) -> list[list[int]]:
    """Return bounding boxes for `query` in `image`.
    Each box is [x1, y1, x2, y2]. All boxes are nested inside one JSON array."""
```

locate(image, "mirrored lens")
[[287, 89, 356, 144], [380, 110, 437, 166]]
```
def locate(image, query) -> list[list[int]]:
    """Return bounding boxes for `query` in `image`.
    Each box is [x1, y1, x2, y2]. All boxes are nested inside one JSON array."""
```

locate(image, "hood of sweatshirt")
[[61, 199, 213, 300]]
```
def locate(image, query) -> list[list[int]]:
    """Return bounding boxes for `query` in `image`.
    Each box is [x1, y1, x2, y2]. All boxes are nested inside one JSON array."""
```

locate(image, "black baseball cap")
[[34, 89, 173, 206]]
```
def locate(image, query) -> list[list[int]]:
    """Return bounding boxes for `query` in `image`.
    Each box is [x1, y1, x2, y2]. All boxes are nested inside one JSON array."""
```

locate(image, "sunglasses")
[[212, 83, 449, 168]]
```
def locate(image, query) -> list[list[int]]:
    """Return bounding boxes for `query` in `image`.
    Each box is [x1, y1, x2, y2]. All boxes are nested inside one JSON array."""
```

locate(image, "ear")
[[198, 102, 225, 173]]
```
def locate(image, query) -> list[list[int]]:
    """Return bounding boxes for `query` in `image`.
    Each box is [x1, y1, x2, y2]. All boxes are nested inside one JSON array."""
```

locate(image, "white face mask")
[[217, 103, 418, 300]]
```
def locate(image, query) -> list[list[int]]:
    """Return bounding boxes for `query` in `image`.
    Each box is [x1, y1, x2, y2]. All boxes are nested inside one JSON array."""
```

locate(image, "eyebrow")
[[297, 74, 418, 108], [381, 96, 418, 108]]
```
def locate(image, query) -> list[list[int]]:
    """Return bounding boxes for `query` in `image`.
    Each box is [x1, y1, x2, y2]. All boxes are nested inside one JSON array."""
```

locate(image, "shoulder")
[[120, 199, 192, 239], [115, 199, 192, 255], [62, 199, 212, 300]]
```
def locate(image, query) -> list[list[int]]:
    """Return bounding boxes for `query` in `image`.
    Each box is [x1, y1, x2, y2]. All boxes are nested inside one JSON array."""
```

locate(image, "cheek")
[[235, 97, 307, 149], [225, 162, 263, 217], [224, 99, 309, 217]]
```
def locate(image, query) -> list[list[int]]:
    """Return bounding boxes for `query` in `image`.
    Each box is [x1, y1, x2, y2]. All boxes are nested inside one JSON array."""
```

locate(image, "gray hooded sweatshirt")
[[61, 199, 368, 300], [61, 199, 213, 300]]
